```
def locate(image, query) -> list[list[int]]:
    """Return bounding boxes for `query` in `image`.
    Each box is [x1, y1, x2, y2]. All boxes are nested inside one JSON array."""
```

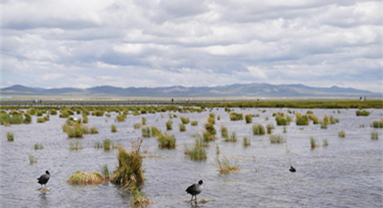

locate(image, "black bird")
[[289, 166, 296, 172], [186, 180, 203, 201], [37, 170, 50, 189]]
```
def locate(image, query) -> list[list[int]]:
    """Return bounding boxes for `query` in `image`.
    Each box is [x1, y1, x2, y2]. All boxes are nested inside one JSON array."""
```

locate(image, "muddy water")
[[1, 108, 382, 207]]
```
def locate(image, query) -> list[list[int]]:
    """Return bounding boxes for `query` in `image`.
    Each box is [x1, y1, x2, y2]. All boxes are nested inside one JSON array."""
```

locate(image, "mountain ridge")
[[0, 83, 377, 97]]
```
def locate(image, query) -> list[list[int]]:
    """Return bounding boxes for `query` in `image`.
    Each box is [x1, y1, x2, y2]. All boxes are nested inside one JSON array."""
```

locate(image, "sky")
[[1, 0, 382, 92]]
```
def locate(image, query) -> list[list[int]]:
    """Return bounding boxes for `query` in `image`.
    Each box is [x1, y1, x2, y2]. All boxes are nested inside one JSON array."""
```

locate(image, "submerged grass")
[[157, 133, 176, 149], [29, 154, 37, 164], [217, 157, 240, 174], [7, 132, 14, 141], [371, 131, 378, 140], [69, 141, 83, 150], [225, 132, 238, 142], [269, 134, 286, 143], [68, 171, 104, 185], [338, 130, 346, 138], [252, 124, 265, 135]]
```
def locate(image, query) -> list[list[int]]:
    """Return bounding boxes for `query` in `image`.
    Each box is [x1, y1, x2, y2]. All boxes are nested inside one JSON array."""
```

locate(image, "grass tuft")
[[29, 154, 37, 164], [230, 112, 243, 121], [69, 140, 83, 150], [217, 157, 240, 174], [111, 124, 117, 132], [269, 134, 286, 143], [252, 124, 265, 135], [225, 132, 238, 142], [243, 136, 251, 147], [157, 133, 176, 149], [310, 137, 318, 149], [338, 130, 346, 138], [34, 143, 44, 150], [68, 171, 104, 185], [371, 131, 378, 140], [7, 132, 14, 141]]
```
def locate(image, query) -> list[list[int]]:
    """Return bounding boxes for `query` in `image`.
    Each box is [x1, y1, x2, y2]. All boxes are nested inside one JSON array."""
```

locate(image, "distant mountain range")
[[0, 83, 378, 97]]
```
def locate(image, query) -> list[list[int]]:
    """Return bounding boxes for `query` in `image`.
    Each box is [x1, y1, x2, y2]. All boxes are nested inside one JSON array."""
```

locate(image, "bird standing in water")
[[37, 170, 50, 189], [289, 166, 296, 172], [186, 180, 203, 201]]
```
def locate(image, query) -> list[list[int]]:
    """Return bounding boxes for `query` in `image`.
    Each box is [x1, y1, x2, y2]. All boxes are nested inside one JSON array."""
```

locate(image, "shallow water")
[[1, 108, 382, 207]]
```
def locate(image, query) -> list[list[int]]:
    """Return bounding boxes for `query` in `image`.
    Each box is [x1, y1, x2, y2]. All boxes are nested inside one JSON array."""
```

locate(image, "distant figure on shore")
[[171, 98, 174, 103], [289, 166, 296, 173], [186, 180, 203, 201], [37, 170, 50, 189]]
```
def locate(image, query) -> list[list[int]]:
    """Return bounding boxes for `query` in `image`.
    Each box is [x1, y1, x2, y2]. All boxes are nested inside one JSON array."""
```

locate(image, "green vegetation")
[[372, 119, 383, 128], [274, 112, 292, 126], [221, 125, 228, 138], [37, 117, 45, 123], [202, 130, 217, 142], [371, 131, 378, 140], [134, 123, 142, 129], [34, 143, 43, 150], [165, 120, 173, 130], [157, 133, 176, 149], [141, 117, 146, 125], [338, 130, 346, 138], [207, 116, 215, 125], [308, 114, 319, 124], [179, 123, 186, 132], [7, 132, 14, 141], [129, 186, 152, 207], [184, 140, 207, 161], [245, 114, 252, 123], [310, 137, 318, 149], [180, 116, 190, 124], [111, 124, 117, 132], [252, 124, 265, 135], [62, 120, 98, 138], [230, 112, 243, 121], [320, 120, 328, 129], [204, 122, 216, 135], [266, 123, 275, 134], [295, 113, 309, 126], [269, 135, 286, 143], [111, 142, 144, 189], [103, 139, 114, 151], [217, 157, 240, 174], [243, 136, 251, 147], [225, 132, 238, 142], [216, 144, 220, 155], [191, 121, 198, 126], [68, 171, 104, 185], [116, 114, 126, 122], [101, 165, 110, 180], [141, 127, 151, 137], [0, 111, 30, 125], [356, 110, 370, 116]]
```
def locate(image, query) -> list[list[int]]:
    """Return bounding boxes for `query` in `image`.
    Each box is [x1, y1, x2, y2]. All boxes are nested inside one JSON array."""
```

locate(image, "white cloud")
[[1, 0, 381, 92]]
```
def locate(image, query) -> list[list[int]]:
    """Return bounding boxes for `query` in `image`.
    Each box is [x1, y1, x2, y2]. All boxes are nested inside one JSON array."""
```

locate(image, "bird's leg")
[[190, 195, 193, 202], [195, 195, 197, 201]]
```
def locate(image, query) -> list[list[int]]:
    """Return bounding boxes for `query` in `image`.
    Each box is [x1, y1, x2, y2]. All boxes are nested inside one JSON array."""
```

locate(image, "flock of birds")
[[37, 166, 296, 202]]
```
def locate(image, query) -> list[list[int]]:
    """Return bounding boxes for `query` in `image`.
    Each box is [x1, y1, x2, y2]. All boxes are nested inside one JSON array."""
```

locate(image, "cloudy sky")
[[2, 0, 382, 92]]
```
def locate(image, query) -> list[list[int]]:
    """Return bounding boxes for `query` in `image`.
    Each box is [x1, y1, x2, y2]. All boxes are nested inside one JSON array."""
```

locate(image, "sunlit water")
[[1, 108, 382, 207]]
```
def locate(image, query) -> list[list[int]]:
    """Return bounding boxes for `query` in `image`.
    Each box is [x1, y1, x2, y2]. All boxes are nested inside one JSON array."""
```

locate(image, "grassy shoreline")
[[1, 100, 381, 109]]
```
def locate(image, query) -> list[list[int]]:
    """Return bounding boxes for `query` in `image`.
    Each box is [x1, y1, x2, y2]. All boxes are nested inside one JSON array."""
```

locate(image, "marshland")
[[0, 101, 382, 207]]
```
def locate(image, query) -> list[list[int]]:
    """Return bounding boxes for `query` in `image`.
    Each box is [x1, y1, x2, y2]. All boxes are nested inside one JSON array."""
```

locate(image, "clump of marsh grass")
[[274, 112, 292, 126], [7, 132, 14, 141], [157, 133, 176, 149], [230, 112, 243, 121], [266, 123, 275, 134], [37, 117, 45, 123], [252, 124, 265, 135], [202, 130, 217, 142], [338, 130, 346, 138], [90, 127, 99, 134], [29, 154, 37, 164], [151, 126, 161, 137], [308, 114, 319, 124], [221, 125, 228, 138], [207, 117, 215, 125], [100, 165, 110, 180], [269, 134, 286, 144], [245, 114, 252, 123], [217, 157, 240, 174], [180, 116, 190, 124], [179, 123, 186, 132], [356, 110, 370, 116], [204, 122, 216, 135], [243, 136, 251, 147], [141, 126, 151, 137], [371, 131, 378, 140], [320, 120, 328, 129], [295, 113, 309, 125], [82, 114, 88, 123], [216, 144, 220, 155], [372, 119, 383, 128], [191, 121, 198, 126], [116, 114, 126, 122], [283, 127, 287, 133], [94, 141, 103, 149], [165, 120, 173, 130], [141, 117, 146, 125], [310, 137, 319, 149], [225, 132, 238, 142], [103, 139, 114, 151], [184, 143, 207, 160], [323, 139, 329, 147], [68, 171, 105, 185], [111, 141, 144, 189], [69, 141, 83, 150], [134, 123, 142, 129], [130, 186, 152, 207], [34, 143, 43, 150], [329, 116, 339, 124], [111, 124, 117, 132]]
